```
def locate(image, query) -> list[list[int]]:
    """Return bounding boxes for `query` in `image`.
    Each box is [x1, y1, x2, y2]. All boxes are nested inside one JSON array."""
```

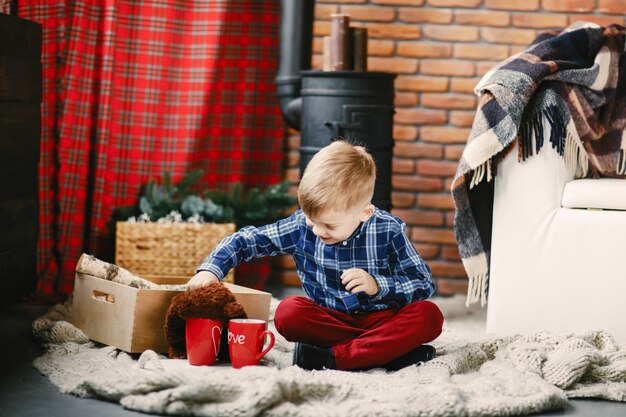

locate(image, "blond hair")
[[298, 140, 376, 216]]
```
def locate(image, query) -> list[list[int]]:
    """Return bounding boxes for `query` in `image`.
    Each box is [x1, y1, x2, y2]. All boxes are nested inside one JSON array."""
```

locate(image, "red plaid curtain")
[[19, 1, 285, 300], [1, 0, 15, 14]]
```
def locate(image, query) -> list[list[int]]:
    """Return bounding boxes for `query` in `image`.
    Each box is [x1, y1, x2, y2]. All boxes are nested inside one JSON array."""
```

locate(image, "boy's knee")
[[274, 296, 309, 336], [405, 299, 444, 341], [421, 300, 444, 339]]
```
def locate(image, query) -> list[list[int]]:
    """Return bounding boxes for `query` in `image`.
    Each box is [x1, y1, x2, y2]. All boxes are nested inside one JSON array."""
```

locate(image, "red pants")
[[274, 296, 444, 370]]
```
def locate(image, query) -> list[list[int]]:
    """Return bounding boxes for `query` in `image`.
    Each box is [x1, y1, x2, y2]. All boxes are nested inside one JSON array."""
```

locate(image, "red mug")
[[228, 319, 275, 368], [185, 318, 223, 366]]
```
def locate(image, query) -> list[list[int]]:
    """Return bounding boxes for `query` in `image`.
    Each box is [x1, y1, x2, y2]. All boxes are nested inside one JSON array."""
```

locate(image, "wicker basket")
[[115, 222, 236, 283]]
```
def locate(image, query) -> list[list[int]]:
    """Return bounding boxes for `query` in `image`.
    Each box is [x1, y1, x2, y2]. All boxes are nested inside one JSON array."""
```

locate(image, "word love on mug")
[[228, 319, 275, 368], [228, 331, 247, 344]]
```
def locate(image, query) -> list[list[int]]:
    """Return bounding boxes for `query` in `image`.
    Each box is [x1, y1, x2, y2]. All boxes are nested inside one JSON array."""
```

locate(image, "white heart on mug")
[[212, 326, 222, 357]]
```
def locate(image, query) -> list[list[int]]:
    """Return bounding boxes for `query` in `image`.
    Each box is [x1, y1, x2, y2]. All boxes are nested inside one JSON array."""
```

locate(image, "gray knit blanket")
[[32, 298, 626, 417], [452, 21, 626, 306]]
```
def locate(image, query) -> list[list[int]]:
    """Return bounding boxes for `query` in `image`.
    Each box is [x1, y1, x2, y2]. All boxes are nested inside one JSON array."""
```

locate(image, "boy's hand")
[[187, 271, 219, 290], [341, 268, 379, 296]]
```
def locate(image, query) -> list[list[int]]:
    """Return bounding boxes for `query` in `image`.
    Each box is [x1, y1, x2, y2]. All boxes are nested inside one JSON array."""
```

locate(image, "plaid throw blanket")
[[452, 22, 626, 306]]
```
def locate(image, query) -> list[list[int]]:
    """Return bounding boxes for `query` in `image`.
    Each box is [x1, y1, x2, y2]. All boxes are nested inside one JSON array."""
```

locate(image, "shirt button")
[[342, 241, 347, 246]]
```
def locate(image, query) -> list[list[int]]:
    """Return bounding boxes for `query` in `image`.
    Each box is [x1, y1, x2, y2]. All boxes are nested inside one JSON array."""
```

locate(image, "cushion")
[[561, 178, 626, 211]]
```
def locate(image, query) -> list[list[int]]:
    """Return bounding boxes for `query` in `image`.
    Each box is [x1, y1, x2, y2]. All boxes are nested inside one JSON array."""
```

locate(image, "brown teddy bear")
[[164, 283, 247, 359]]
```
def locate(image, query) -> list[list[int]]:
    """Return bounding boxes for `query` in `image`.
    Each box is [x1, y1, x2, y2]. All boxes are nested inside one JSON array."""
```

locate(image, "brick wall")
[[271, 0, 626, 295]]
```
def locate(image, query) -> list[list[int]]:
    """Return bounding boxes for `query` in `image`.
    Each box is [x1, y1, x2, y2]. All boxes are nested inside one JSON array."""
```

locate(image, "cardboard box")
[[71, 273, 272, 353]]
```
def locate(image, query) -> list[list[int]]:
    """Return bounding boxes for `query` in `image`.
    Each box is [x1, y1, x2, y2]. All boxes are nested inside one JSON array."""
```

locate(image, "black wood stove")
[[276, 0, 396, 211]]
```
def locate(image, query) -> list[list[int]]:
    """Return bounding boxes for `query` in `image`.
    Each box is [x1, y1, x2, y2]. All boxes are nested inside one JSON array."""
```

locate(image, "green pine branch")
[[126, 170, 297, 228]]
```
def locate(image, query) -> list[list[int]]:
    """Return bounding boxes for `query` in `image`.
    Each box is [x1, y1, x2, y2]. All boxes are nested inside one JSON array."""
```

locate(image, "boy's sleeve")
[[197, 212, 301, 281], [371, 223, 435, 306]]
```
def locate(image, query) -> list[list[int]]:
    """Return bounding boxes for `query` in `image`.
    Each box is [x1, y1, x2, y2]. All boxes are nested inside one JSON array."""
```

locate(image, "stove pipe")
[[275, 0, 315, 130], [276, 1, 395, 211]]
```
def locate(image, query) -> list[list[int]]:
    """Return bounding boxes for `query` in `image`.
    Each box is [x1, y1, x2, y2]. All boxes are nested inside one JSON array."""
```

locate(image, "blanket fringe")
[[520, 105, 566, 160], [618, 149, 626, 175], [618, 132, 626, 175], [520, 107, 590, 178], [519, 113, 544, 160], [463, 253, 489, 307], [470, 161, 492, 189], [466, 273, 488, 307], [564, 126, 588, 178]]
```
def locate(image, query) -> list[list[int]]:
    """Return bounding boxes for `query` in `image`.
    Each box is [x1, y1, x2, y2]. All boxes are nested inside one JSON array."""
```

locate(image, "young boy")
[[188, 140, 443, 371]]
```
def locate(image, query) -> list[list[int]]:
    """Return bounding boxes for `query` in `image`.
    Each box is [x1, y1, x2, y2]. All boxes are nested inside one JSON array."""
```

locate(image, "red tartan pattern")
[[18, 1, 67, 299], [20, 1, 284, 299], [1, 0, 14, 14]]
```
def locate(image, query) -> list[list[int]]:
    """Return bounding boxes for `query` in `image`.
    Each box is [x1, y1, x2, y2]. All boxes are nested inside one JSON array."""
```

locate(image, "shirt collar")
[[342, 207, 377, 244]]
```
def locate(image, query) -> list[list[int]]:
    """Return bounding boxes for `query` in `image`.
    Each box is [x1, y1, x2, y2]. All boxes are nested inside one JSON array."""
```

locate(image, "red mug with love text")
[[228, 319, 275, 368], [186, 318, 223, 366]]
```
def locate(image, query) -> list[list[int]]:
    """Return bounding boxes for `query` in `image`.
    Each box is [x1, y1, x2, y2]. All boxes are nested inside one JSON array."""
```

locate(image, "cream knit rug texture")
[[32, 297, 626, 417]]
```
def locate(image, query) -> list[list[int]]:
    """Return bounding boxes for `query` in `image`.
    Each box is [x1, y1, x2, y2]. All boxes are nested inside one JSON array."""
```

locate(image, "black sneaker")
[[384, 345, 436, 371], [293, 342, 337, 370]]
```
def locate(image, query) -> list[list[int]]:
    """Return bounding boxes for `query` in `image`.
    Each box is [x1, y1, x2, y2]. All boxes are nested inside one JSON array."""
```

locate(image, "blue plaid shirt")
[[198, 208, 434, 314]]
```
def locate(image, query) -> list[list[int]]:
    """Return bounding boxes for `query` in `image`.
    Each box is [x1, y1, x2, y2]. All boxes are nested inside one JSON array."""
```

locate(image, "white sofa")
[[487, 130, 626, 345]]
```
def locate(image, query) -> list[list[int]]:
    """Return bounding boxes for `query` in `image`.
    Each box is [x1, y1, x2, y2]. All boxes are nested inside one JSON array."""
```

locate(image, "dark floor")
[[1, 291, 625, 417]]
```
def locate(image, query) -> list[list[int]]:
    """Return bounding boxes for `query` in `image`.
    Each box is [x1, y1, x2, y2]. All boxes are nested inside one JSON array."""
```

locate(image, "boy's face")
[[305, 204, 374, 245]]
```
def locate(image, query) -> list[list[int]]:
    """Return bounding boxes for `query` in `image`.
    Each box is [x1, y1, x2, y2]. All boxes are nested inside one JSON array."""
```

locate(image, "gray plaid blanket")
[[452, 21, 626, 306]]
